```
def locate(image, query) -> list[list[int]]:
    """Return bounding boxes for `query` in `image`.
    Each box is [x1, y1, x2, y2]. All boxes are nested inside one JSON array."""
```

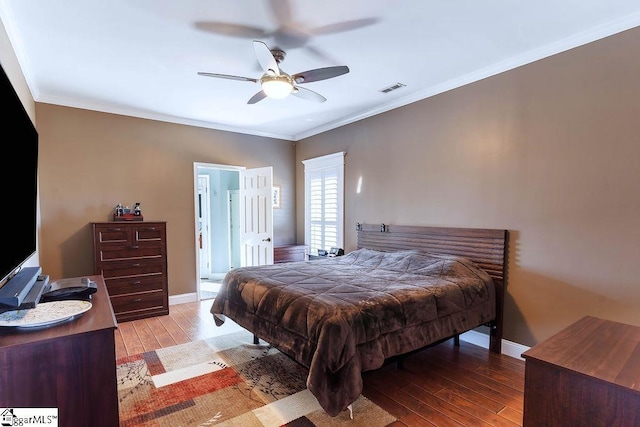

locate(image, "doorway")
[[194, 163, 242, 301]]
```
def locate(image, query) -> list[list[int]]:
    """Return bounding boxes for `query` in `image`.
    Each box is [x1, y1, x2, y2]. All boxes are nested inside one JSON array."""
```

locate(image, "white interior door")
[[239, 166, 273, 267]]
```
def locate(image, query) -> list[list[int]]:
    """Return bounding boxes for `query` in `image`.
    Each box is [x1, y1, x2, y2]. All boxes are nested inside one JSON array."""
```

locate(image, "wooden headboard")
[[356, 223, 509, 353]]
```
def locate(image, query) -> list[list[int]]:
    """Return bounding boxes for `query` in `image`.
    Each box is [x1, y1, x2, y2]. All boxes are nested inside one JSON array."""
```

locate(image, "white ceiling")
[[2, 1, 640, 141]]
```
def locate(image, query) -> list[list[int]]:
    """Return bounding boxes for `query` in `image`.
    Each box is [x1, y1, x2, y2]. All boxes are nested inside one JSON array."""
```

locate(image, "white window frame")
[[302, 152, 345, 256]]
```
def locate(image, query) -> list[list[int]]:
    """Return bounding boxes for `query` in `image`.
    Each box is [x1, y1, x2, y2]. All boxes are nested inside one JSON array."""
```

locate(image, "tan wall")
[[296, 27, 640, 347], [36, 104, 296, 296]]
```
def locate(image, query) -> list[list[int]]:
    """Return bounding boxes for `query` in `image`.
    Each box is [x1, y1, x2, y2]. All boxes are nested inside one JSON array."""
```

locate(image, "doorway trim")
[[193, 162, 245, 301], [227, 189, 240, 270], [197, 174, 212, 279]]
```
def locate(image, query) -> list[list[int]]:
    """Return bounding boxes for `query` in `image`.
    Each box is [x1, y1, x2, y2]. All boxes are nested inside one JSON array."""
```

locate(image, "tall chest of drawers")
[[92, 221, 169, 322]]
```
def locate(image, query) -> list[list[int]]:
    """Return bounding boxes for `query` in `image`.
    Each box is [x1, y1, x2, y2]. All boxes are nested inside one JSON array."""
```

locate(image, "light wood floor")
[[115, 299, 525, 426]]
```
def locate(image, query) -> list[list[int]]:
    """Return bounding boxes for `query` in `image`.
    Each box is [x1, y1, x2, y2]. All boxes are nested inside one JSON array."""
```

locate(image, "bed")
[[210, 223, 508, 417]]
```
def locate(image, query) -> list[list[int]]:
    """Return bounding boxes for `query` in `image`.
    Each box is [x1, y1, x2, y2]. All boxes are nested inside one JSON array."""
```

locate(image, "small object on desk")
[[40, 277, 97, 302], [0, 300, 92, 328], [328, 247, 344, 257], [317, 249, 328, 256], [0, 274, 50, 313], [0, 266, 43, 307]]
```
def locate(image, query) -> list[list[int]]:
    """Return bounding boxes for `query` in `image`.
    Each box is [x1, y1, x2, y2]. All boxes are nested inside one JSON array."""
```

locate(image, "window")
[[302, 152, 345, 256]]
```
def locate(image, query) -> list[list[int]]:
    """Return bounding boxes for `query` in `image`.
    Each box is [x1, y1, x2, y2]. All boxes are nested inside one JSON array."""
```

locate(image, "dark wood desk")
[[0, 275, 119, 427], [522, 315, 640, 426]]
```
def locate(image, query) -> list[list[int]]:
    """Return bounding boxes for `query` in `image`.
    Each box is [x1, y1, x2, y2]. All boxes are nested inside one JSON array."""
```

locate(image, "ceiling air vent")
[[379, 82, 406, 93]]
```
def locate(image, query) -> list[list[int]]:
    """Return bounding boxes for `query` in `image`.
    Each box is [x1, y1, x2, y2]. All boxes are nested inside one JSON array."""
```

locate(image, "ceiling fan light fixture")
[[261, 74, 293, 99]]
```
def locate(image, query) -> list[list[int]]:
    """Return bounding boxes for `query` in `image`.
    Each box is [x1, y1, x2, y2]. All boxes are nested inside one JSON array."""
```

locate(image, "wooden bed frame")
[[356, 223, 509, 353]]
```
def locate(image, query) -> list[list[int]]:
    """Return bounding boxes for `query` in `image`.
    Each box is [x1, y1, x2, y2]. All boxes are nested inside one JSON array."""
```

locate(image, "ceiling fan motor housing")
[[260, 72, 294, 98], [270, 48, 286, 63]]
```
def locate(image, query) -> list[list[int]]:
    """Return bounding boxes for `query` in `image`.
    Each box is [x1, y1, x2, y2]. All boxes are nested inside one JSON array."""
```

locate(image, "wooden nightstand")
[[522, 315, 640, 426]]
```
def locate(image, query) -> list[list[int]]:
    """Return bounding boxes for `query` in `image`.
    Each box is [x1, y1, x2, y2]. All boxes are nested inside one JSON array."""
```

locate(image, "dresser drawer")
[[109, 292, 166, 317], [96, 226, 130, 244], [98, 259, 165, 279], [133, 226, 165, 242], [97, 245, 164, 262], [104, 276, 164, 297], [274, 245, 309, 263], [94, 224, 165, 245]]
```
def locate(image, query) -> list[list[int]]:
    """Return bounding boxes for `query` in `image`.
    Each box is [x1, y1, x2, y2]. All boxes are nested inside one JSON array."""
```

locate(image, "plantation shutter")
[[303, 152, 345, 256]]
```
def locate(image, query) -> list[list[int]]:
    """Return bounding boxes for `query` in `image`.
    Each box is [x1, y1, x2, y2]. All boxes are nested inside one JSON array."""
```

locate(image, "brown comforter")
[[210, 248, 495, 417]]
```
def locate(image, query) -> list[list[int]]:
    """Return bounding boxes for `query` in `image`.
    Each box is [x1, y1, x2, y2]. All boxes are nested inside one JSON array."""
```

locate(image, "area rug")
[[116, 330, 397, 426]]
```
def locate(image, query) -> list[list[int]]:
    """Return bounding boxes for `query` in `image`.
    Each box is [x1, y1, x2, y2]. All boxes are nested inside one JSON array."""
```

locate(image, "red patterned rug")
[[116, 330, 397, 426]]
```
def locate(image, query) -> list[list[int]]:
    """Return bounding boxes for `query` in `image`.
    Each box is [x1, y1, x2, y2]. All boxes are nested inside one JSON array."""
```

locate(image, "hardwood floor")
[[115, 300, 525, 426]]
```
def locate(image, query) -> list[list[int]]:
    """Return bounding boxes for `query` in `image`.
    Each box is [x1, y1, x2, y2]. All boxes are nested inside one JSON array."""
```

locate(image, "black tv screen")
[[0, 63, 38, 286]]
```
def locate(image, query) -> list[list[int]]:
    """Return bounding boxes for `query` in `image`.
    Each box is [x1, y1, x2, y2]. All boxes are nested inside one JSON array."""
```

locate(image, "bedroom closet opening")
[[195, 163, 242, 301]]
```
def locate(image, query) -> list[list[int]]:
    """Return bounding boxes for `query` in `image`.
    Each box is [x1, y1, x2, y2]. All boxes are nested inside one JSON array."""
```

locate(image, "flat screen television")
[[0, 62, 39, 288]]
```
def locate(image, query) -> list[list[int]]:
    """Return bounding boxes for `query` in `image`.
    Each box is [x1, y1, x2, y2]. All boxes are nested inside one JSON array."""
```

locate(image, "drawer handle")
[[132, 280, 141, 285], [133, 298, 142, 302], [131, 263, 141, 267], [130, 245, 140, 249]]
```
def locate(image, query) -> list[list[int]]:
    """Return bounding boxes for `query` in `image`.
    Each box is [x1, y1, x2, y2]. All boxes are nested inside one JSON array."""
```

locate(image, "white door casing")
[[197, 175, 211, 279], [239, 167, 273, 267], [227, 189, 241, 269]]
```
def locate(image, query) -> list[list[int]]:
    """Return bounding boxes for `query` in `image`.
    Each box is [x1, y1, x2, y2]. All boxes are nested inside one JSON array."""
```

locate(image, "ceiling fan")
[[198, 40, 349, 104]]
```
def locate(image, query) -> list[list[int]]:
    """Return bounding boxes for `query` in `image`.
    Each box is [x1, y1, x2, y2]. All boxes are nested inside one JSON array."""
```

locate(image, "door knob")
[[262, 237, 271, 242]]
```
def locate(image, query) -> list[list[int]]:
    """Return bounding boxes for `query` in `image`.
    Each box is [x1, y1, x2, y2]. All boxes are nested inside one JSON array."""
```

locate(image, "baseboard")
[[169, 292, 198, 305], [460, 330, 529, 360]]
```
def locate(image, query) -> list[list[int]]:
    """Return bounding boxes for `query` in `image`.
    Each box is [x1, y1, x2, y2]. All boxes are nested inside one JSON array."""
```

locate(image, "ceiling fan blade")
[[267, 0, 310, 48], [267, 1, 376, 50], [291, 66, 349, 84], [193, 22, 268, 39], [248, 90, 268, 104], [272, 26, 311, 50], [269, 0, 293, 27], [309, 18, 380, 36], [253, 40, 280, 75], [197, 72, 258, 83], [291, 86, 326, 103]]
